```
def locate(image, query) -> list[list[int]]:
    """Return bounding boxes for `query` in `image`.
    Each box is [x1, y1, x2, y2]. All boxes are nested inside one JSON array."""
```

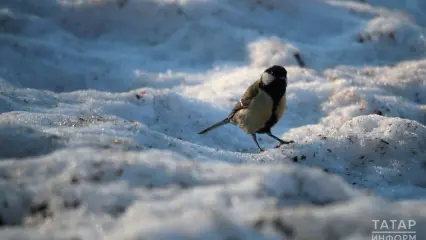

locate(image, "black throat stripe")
[[257, 80, 287, 133]]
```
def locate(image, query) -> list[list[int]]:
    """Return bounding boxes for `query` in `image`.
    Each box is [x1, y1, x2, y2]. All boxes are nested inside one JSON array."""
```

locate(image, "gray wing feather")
[[228, 80, 260, 119]]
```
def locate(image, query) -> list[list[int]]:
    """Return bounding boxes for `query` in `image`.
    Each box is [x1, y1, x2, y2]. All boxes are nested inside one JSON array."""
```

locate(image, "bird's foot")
[[277, 140, 295, 147]]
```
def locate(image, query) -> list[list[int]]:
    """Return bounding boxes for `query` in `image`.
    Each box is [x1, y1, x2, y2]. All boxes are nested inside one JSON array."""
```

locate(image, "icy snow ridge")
[[1, 0, 426, 239]]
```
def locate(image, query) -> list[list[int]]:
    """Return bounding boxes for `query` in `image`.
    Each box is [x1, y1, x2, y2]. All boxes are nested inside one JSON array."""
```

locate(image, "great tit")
[[198, 65, 294, 152]]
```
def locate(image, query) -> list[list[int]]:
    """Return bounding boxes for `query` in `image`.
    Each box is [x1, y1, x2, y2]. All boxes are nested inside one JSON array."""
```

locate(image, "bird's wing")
[[228, 80, 260, 119]]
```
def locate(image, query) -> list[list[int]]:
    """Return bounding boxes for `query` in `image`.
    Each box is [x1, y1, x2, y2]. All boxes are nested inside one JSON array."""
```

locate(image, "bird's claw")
[[275, 140, 294, 148], [279, 140, 295, 145], [275, 140, 295, 149]]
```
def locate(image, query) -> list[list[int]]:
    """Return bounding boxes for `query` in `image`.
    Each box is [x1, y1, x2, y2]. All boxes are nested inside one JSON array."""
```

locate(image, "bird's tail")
[[198, 118, 230, 134]]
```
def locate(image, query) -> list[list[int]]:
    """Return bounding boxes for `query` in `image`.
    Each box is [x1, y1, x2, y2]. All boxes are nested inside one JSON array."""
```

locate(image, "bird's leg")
[[267, 131, 294, 145], [251, 134, 264, 152]]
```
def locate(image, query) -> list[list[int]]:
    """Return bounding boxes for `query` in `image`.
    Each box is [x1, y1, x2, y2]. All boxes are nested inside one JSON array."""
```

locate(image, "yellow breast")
[[232, 90, 273, 134]]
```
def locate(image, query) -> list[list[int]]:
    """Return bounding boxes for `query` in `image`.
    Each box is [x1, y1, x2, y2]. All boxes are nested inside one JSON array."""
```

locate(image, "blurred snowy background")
[[0, 0, 426, 239]]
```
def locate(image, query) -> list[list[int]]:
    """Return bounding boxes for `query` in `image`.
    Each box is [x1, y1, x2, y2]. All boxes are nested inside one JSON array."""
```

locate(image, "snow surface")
[[1, 0, 426, 239]]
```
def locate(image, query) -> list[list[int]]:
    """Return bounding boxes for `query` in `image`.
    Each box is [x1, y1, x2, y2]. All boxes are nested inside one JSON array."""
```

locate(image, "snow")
[[0, 0, 426, 239]]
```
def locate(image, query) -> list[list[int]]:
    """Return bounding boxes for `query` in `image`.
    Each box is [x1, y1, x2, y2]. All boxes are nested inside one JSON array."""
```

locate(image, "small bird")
[[198, 65, 294, 152]]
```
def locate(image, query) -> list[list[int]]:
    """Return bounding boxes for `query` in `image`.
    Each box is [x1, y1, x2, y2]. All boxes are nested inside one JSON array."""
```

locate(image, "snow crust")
[[1, 0, 426, 239]]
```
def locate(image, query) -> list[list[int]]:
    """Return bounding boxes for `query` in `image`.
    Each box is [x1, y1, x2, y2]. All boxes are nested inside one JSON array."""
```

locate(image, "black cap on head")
[[264, 65, 287, 79], [261, 65, 287, 86]]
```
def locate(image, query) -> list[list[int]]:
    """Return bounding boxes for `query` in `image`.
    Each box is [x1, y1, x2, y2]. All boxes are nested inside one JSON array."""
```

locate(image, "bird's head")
[[260, 65, 287, 86]]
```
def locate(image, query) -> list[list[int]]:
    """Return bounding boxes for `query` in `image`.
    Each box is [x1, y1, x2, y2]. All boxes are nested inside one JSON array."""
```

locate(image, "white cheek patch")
[[261, 72, 274, 85]]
